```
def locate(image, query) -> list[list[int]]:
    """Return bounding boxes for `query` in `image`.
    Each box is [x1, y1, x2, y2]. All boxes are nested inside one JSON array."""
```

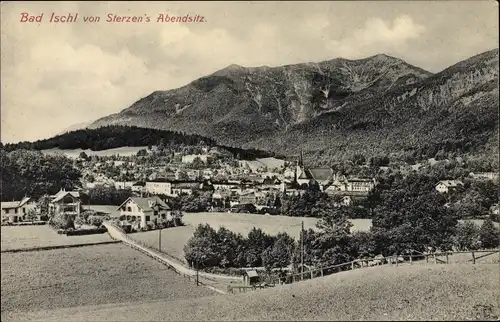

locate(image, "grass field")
[[6, 263, 499, 321], [0, 243, 215, 320], [131, 212, 372, 263], [0, 226, 114, 252], [41, 146, 147, 159]]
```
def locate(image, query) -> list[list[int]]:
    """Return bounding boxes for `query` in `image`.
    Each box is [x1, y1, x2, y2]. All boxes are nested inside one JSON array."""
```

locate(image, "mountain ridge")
[[84, 49, 498, 165]]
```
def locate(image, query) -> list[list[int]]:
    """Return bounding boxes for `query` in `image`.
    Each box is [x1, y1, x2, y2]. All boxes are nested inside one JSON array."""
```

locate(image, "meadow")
[[6, 263, 499, 321], [130, 212, 372, 264], [0, 226, 114, 252], [90, 205, 496, 264], [0, 243, 215, 319]]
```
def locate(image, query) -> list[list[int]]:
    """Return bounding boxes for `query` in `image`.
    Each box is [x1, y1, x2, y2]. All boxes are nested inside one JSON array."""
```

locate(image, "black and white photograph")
[[1, 1, 499, 321]]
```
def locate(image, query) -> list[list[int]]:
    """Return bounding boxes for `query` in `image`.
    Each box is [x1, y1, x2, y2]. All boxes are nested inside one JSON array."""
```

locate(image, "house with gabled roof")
[[117, 196, 172, 230], [1, 197, 36, 223], [49, 189, 82, 219], [435, 180, 464, 194]]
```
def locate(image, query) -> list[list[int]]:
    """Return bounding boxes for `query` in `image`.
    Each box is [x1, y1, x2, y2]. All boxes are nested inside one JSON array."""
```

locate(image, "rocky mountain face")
[[89, 54, 431, 145], [89, 49, 498, 165]]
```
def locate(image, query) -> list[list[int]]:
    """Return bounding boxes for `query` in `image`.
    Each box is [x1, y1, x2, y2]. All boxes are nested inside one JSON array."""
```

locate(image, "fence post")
[[426, 254, 429, 263], [310, 270, 313, 279], [446, 252, 449, 264], [321, 268, 324, 277], [472, 251, 476, 264], [409, 255, 412, 265], [433, 253, 436, 264], [351, 261, 355, 270]]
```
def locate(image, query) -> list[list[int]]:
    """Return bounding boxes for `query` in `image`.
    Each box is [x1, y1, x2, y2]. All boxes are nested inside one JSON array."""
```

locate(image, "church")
[[294, 150, 335, 190]]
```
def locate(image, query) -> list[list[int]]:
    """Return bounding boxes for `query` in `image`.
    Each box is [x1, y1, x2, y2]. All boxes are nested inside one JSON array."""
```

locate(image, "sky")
[[1, 1, 498, 143]]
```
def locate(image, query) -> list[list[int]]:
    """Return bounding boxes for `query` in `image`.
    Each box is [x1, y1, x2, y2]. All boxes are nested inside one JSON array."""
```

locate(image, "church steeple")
[[298, 148, 304, 167]]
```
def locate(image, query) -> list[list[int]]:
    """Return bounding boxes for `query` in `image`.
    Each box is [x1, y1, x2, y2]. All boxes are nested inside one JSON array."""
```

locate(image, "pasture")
[[41, 146, 147, 159], [0, 226, 114, 252], [6, 263, 499, 321], [0, 243, 214, 319]]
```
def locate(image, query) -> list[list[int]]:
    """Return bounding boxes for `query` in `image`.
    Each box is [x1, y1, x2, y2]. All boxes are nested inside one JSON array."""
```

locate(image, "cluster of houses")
[[112, 153, 379, 209], [0, 188, 182, 232], [1, 189, 81, 224]]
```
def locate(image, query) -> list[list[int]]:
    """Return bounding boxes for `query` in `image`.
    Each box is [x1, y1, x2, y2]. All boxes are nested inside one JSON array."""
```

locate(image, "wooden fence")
[[105, 222, 232, 294], [285, 249, 500, 284]]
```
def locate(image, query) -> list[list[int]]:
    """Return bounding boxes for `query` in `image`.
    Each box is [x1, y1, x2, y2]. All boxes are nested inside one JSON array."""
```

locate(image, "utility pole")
[[196, 259, 199, 286], [158, 227, 162, 252], [301, 220, 304, 280]]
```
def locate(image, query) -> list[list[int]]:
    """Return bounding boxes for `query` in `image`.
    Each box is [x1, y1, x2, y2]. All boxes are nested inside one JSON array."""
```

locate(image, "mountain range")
[[84, 49, 499, 166]]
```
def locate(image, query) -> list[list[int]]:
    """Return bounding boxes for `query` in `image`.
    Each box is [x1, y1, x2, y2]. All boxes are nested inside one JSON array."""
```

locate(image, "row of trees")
[[184, 181, 500, 271], [184, 225, 296, 269]]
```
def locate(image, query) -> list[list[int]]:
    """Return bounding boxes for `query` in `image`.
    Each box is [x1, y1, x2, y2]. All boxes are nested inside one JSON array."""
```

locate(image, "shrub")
[[453, 222, 481, 251], [479, 218, 500, 249], [89, 215, 104, 227]]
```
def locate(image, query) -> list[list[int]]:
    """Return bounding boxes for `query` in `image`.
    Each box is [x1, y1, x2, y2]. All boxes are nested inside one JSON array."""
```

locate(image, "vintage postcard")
[[1, 1, 499, 321]]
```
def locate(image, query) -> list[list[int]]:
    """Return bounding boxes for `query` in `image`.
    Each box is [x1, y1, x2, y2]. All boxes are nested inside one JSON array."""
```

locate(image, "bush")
[[453, 222, 481, 251], [89, 215, 104, 227], [479, 219, 500, 249], [66, 227, 107, 236]]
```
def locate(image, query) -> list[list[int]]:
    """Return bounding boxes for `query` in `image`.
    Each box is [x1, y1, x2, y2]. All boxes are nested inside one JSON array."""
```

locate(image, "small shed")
[[243, 270, 260, 285]]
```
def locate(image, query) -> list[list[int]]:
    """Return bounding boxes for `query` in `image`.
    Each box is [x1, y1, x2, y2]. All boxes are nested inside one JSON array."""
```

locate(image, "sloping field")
[[0, 226, 114, 251], [131, 212, 371, 263], [5, 264, 499, 321], [41, 146, 147, 159], [1, 243, 214, 320]]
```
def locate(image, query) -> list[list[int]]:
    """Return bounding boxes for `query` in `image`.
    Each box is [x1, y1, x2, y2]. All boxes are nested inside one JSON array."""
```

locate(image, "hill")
[[87, 50, 499, 166], [2, 125, 276, 160], [88, 53, 432, 148], [4, 264, 498, 321]]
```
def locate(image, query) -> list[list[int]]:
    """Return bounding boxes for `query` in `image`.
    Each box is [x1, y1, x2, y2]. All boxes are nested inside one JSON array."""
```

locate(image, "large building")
[[145, 181, 172, 196]]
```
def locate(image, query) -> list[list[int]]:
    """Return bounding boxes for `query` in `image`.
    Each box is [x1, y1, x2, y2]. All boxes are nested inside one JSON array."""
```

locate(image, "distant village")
[[1, 144, 499, 230]]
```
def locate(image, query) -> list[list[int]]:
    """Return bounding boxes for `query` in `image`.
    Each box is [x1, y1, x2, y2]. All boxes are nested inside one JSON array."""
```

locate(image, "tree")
[[184, 224, 220, 267], [453, 221, 481, 251], [262, 232, 296, 270], [78, 151, 89, 161], [245, 227, 275, 267], [479, 218, 500, 249]]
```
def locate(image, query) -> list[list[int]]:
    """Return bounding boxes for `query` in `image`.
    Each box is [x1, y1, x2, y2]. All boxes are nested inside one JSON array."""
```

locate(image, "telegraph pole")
[[196, 259, 199, 286], [301, 220, 304, 280], [158, 227, 162, 252]]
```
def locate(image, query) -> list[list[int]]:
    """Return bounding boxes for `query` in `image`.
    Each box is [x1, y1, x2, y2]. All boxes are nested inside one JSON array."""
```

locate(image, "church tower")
[[295, 148, 308, 186]]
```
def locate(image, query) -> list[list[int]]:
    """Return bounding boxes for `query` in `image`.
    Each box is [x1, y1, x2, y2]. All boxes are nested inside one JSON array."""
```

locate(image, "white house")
[[435, 180, 464, 193], [50, 189, 82, 219], [117, 196, 171, 229], [1, 197, 37, 223], [469, 172, 499, 181], [145, 181, 172, 196]]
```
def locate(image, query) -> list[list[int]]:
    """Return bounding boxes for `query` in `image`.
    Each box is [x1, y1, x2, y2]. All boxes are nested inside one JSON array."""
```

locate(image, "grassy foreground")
[[1, 243, 214, 319], [4, 263, 499, 321]]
